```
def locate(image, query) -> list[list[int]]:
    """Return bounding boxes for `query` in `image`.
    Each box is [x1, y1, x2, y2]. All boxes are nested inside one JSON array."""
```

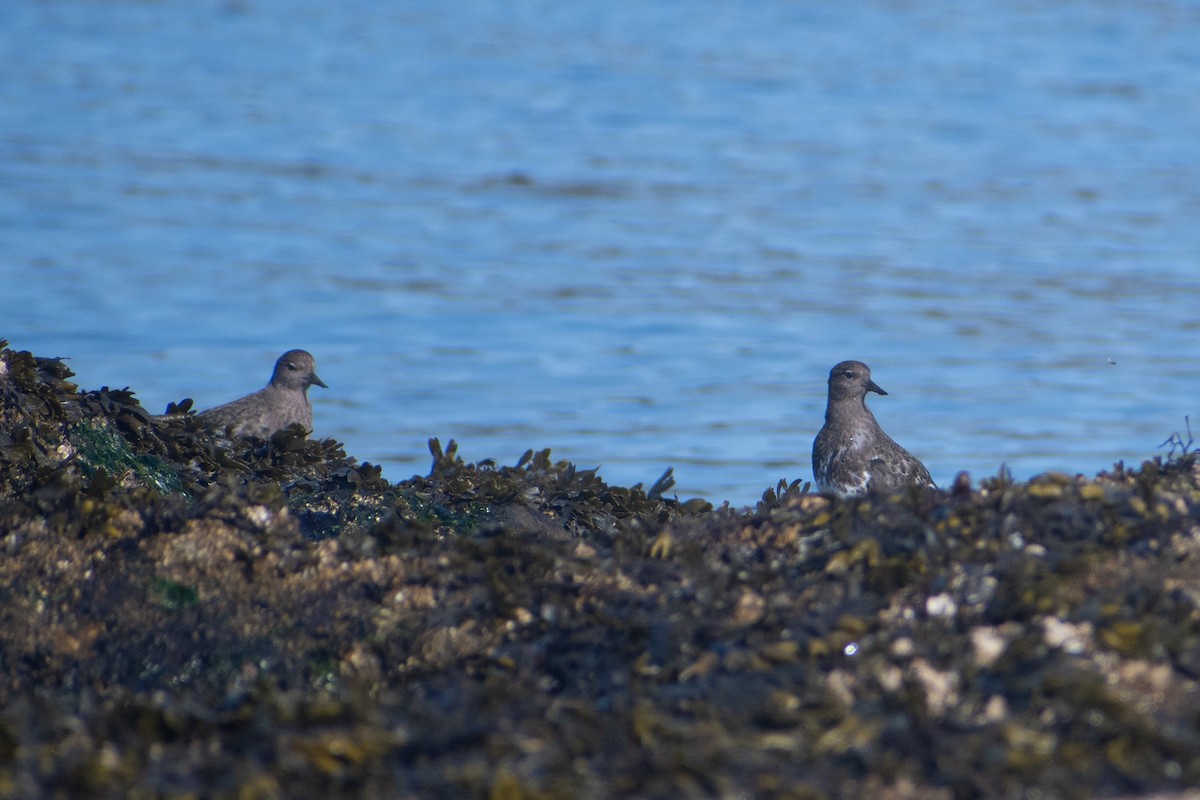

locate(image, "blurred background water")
[[3, 0, 1199, 506]]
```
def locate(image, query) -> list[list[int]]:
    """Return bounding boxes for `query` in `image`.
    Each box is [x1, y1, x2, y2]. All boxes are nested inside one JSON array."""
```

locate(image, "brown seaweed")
[[1, 339, 1199, 799]]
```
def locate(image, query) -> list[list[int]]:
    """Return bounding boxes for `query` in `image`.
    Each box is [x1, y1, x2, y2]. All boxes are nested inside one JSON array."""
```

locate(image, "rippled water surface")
[[4, 1, 1199, 505]]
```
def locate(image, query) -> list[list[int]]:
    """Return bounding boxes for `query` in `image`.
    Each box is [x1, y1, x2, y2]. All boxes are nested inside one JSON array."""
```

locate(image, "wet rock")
[[1, 339, 1199, 798]]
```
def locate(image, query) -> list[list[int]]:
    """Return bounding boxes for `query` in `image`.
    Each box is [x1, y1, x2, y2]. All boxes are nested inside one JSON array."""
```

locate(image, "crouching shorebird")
[[812, 360, 935, 495], [197, 349, 328, 439]]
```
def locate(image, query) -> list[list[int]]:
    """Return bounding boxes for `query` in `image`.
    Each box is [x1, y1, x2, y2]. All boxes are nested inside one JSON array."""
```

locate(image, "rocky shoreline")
[[1, 341, 1198, 799]]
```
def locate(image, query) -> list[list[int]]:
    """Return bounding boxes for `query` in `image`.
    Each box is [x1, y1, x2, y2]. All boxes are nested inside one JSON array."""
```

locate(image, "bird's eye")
[[843, 370, 854, 378]]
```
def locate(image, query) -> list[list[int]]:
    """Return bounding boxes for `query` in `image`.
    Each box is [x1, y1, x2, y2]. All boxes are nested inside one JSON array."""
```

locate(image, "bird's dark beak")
[[866, 379, 887, 396], [310, 372, 328, 389]]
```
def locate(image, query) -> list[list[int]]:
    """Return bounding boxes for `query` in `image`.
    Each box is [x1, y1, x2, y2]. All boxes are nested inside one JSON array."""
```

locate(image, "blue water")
[[3, 1, 1199, 506]]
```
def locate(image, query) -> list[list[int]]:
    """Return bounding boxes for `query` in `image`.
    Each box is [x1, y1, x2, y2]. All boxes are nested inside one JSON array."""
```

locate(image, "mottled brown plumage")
[[197, 349, 327, 438], [812, 360, 934, 495]]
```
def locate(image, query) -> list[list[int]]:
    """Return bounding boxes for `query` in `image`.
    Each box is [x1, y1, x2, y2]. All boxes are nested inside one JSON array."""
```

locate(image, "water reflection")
[[3, 2, 1200, 504]]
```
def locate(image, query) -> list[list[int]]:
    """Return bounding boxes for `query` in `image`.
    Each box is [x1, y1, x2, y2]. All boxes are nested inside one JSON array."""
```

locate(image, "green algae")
[[148, 576, 199, 611], [70, 420, 187, 496]]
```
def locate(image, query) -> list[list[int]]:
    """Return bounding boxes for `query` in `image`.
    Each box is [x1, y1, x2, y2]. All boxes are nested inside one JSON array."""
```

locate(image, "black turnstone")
[[197, 349, 327, 438], [812, 360, 935, 495]]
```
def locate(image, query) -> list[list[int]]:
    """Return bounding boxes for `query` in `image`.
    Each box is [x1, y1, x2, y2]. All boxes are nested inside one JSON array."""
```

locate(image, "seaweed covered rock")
[[1, 340, 1199, 799]]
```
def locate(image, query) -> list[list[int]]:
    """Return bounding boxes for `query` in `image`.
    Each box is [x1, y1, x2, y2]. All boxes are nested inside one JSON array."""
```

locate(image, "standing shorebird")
[[197, 349, 328, 439], [812, 360, 934, 495]]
